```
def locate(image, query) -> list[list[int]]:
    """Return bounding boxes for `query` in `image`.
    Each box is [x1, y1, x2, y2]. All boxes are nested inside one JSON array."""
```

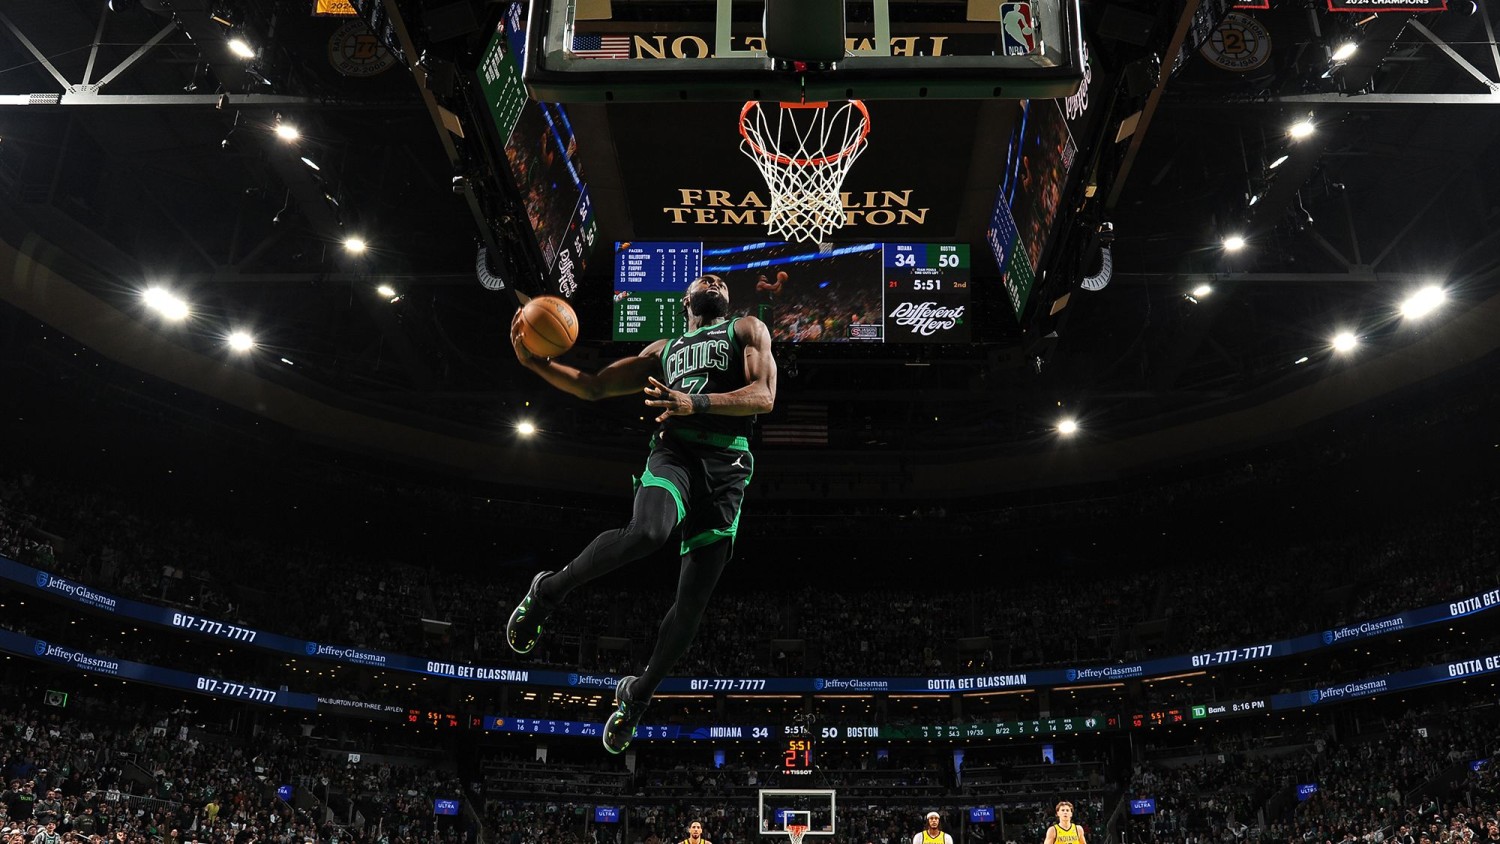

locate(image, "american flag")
[[761, 403, 829, 446], [569, 34, 631, 59]]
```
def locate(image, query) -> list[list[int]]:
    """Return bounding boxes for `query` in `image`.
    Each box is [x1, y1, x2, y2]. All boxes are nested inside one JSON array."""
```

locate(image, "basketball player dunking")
[[1043, 802, 1086, 844], [506, 273, 777, 754], [914, 812, 953, 844], [680, 821, 711, 844]]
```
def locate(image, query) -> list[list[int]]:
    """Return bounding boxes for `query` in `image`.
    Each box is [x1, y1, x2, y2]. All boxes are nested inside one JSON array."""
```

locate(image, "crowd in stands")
[[482, 797, 1108, 844], [0, 458, 1494, 684], [0, 683, 471, 844], [1124, 704, 1500, 843]]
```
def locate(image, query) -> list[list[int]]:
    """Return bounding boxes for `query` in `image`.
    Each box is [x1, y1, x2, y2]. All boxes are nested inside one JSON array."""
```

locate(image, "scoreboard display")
[[613, 241, 970, 343], [1129, 709, 1187, 729], [782, 738, 814, 775]]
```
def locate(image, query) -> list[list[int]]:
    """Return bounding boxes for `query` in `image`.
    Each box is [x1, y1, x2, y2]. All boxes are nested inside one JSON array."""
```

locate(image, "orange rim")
[[739, 100, 870, 167]]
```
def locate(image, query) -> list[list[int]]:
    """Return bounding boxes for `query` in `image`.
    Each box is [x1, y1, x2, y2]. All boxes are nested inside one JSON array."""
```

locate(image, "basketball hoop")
[[739, 100, 870, 243], [785, 824, 809, 844]]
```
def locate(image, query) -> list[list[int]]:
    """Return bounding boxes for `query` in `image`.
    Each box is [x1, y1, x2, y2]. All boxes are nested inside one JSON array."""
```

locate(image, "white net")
[[786, 826, 809, 844], [739, 100, 870, 244]]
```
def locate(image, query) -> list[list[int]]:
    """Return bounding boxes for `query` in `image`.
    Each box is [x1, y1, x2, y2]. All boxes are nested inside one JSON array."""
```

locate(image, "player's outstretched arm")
[[643, 316, 776, 423], [511, 310, 665, 400]]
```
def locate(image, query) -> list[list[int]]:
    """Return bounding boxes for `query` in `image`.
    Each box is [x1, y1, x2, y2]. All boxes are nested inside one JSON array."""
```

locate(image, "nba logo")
[[1000, 2, 1038, 56]]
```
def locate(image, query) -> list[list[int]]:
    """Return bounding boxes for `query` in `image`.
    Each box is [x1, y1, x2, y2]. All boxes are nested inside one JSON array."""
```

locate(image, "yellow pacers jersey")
[[1052, 824, 1082, 844], [914, 832, 951, 844]]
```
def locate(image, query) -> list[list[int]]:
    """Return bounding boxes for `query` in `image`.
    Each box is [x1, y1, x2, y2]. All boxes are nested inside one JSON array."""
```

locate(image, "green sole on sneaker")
[[505, 570, 554, 655]]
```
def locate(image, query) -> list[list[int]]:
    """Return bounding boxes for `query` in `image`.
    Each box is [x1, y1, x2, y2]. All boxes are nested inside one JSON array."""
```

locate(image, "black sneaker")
[[602, 675, 650, 755], [505, 570, 555, 655]]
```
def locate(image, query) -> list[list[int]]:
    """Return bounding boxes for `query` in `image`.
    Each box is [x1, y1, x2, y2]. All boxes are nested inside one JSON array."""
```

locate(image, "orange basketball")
[[519, 295, 578, 358]]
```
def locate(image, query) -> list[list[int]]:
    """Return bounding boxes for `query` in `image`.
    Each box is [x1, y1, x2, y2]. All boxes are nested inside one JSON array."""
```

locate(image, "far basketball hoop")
[[738, 100, 870, 243]]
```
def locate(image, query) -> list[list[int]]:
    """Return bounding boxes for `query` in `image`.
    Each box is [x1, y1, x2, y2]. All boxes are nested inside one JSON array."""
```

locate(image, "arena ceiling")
[[1, 0, 1499, 492]]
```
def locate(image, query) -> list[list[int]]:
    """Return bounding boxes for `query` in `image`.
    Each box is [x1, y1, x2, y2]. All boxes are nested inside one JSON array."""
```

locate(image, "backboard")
[[523, 0, 1085, 102], [758, 789, 836, 837]]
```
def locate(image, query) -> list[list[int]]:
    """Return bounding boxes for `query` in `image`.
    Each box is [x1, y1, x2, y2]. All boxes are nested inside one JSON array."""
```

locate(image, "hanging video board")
[[613, 240, 970, 343]]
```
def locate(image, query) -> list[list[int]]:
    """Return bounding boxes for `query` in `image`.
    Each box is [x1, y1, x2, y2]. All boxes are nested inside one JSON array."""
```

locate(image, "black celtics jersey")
[[659, 317, 752, 440]]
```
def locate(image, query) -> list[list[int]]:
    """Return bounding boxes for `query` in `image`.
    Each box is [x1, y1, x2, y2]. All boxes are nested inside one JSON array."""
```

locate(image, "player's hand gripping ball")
[[514, 296, 578, 359]]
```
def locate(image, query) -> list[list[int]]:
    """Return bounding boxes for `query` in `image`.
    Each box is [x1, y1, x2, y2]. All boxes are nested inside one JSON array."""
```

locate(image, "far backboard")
[[758, 789, 836, 837]]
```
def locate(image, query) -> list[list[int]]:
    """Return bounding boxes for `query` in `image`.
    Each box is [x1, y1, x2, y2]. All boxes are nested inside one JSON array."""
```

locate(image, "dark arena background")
[[2, 0, 1500, 843]]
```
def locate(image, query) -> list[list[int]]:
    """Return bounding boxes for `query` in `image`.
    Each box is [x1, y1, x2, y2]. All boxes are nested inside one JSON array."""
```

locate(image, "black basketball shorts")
[[637, 427, 754, 556]]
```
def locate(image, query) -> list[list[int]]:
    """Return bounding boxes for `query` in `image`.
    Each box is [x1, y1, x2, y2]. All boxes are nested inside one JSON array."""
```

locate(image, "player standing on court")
[[1043, 802, 1086, 844], [914, 812, 953, 844], [680, 821, 711, 844], [505, 273, 777, 754]]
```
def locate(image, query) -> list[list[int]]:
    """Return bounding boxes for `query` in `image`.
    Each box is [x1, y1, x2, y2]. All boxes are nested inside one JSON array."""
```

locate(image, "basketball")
[[519, 296, 578, 358], [776, 271, 789, 282]]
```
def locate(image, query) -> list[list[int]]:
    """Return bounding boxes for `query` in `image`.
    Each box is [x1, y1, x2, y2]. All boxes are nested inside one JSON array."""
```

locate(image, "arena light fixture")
[[1057, 418, 1079, 436], [227, 38, 255, 59], [299, 156, 320, 171], [1400, 285, 1446, 319], [1288, 118, 1316, 140], [1331, 330, 1358, 353], [274, 123, 300, 142], [517, 421, 538, 436], [1223, 234, 1247, 252], [1269, 154, 1290, 169], [376, 284, 397, 298], [1192, 284, 1212, 298], [1331, 41, 1358, 62], [227, 330, 256, 352], [142, 286, 190, 321], [343, 236, 367, 254]]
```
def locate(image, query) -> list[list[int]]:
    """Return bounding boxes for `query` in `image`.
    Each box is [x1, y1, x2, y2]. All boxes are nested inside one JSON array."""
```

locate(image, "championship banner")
[[313, 0, 358, 15]]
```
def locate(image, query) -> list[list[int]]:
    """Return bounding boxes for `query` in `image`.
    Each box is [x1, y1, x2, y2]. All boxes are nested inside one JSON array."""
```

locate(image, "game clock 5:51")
[[782, 738, 814, 775]]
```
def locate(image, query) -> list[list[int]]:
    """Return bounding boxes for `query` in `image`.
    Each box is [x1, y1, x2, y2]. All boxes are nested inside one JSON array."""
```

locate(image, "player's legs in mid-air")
[[602, 538, 733, 751], [509, 432, 751, 753], [602, 437, 750, 752], [506, 484, 678, 654]]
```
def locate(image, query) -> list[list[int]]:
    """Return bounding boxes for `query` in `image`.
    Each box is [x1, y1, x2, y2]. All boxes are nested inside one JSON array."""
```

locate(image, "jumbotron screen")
[[612, 241, 970, 343]]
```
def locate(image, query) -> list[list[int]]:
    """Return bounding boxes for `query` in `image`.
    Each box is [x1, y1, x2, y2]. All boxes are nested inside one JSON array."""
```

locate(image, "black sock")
[[536, 486, 678, 605], [631, 538, 733, 699]]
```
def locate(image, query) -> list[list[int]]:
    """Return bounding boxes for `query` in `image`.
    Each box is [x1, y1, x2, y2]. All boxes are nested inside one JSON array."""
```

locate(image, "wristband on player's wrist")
[[690, 394, 710, 414]]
